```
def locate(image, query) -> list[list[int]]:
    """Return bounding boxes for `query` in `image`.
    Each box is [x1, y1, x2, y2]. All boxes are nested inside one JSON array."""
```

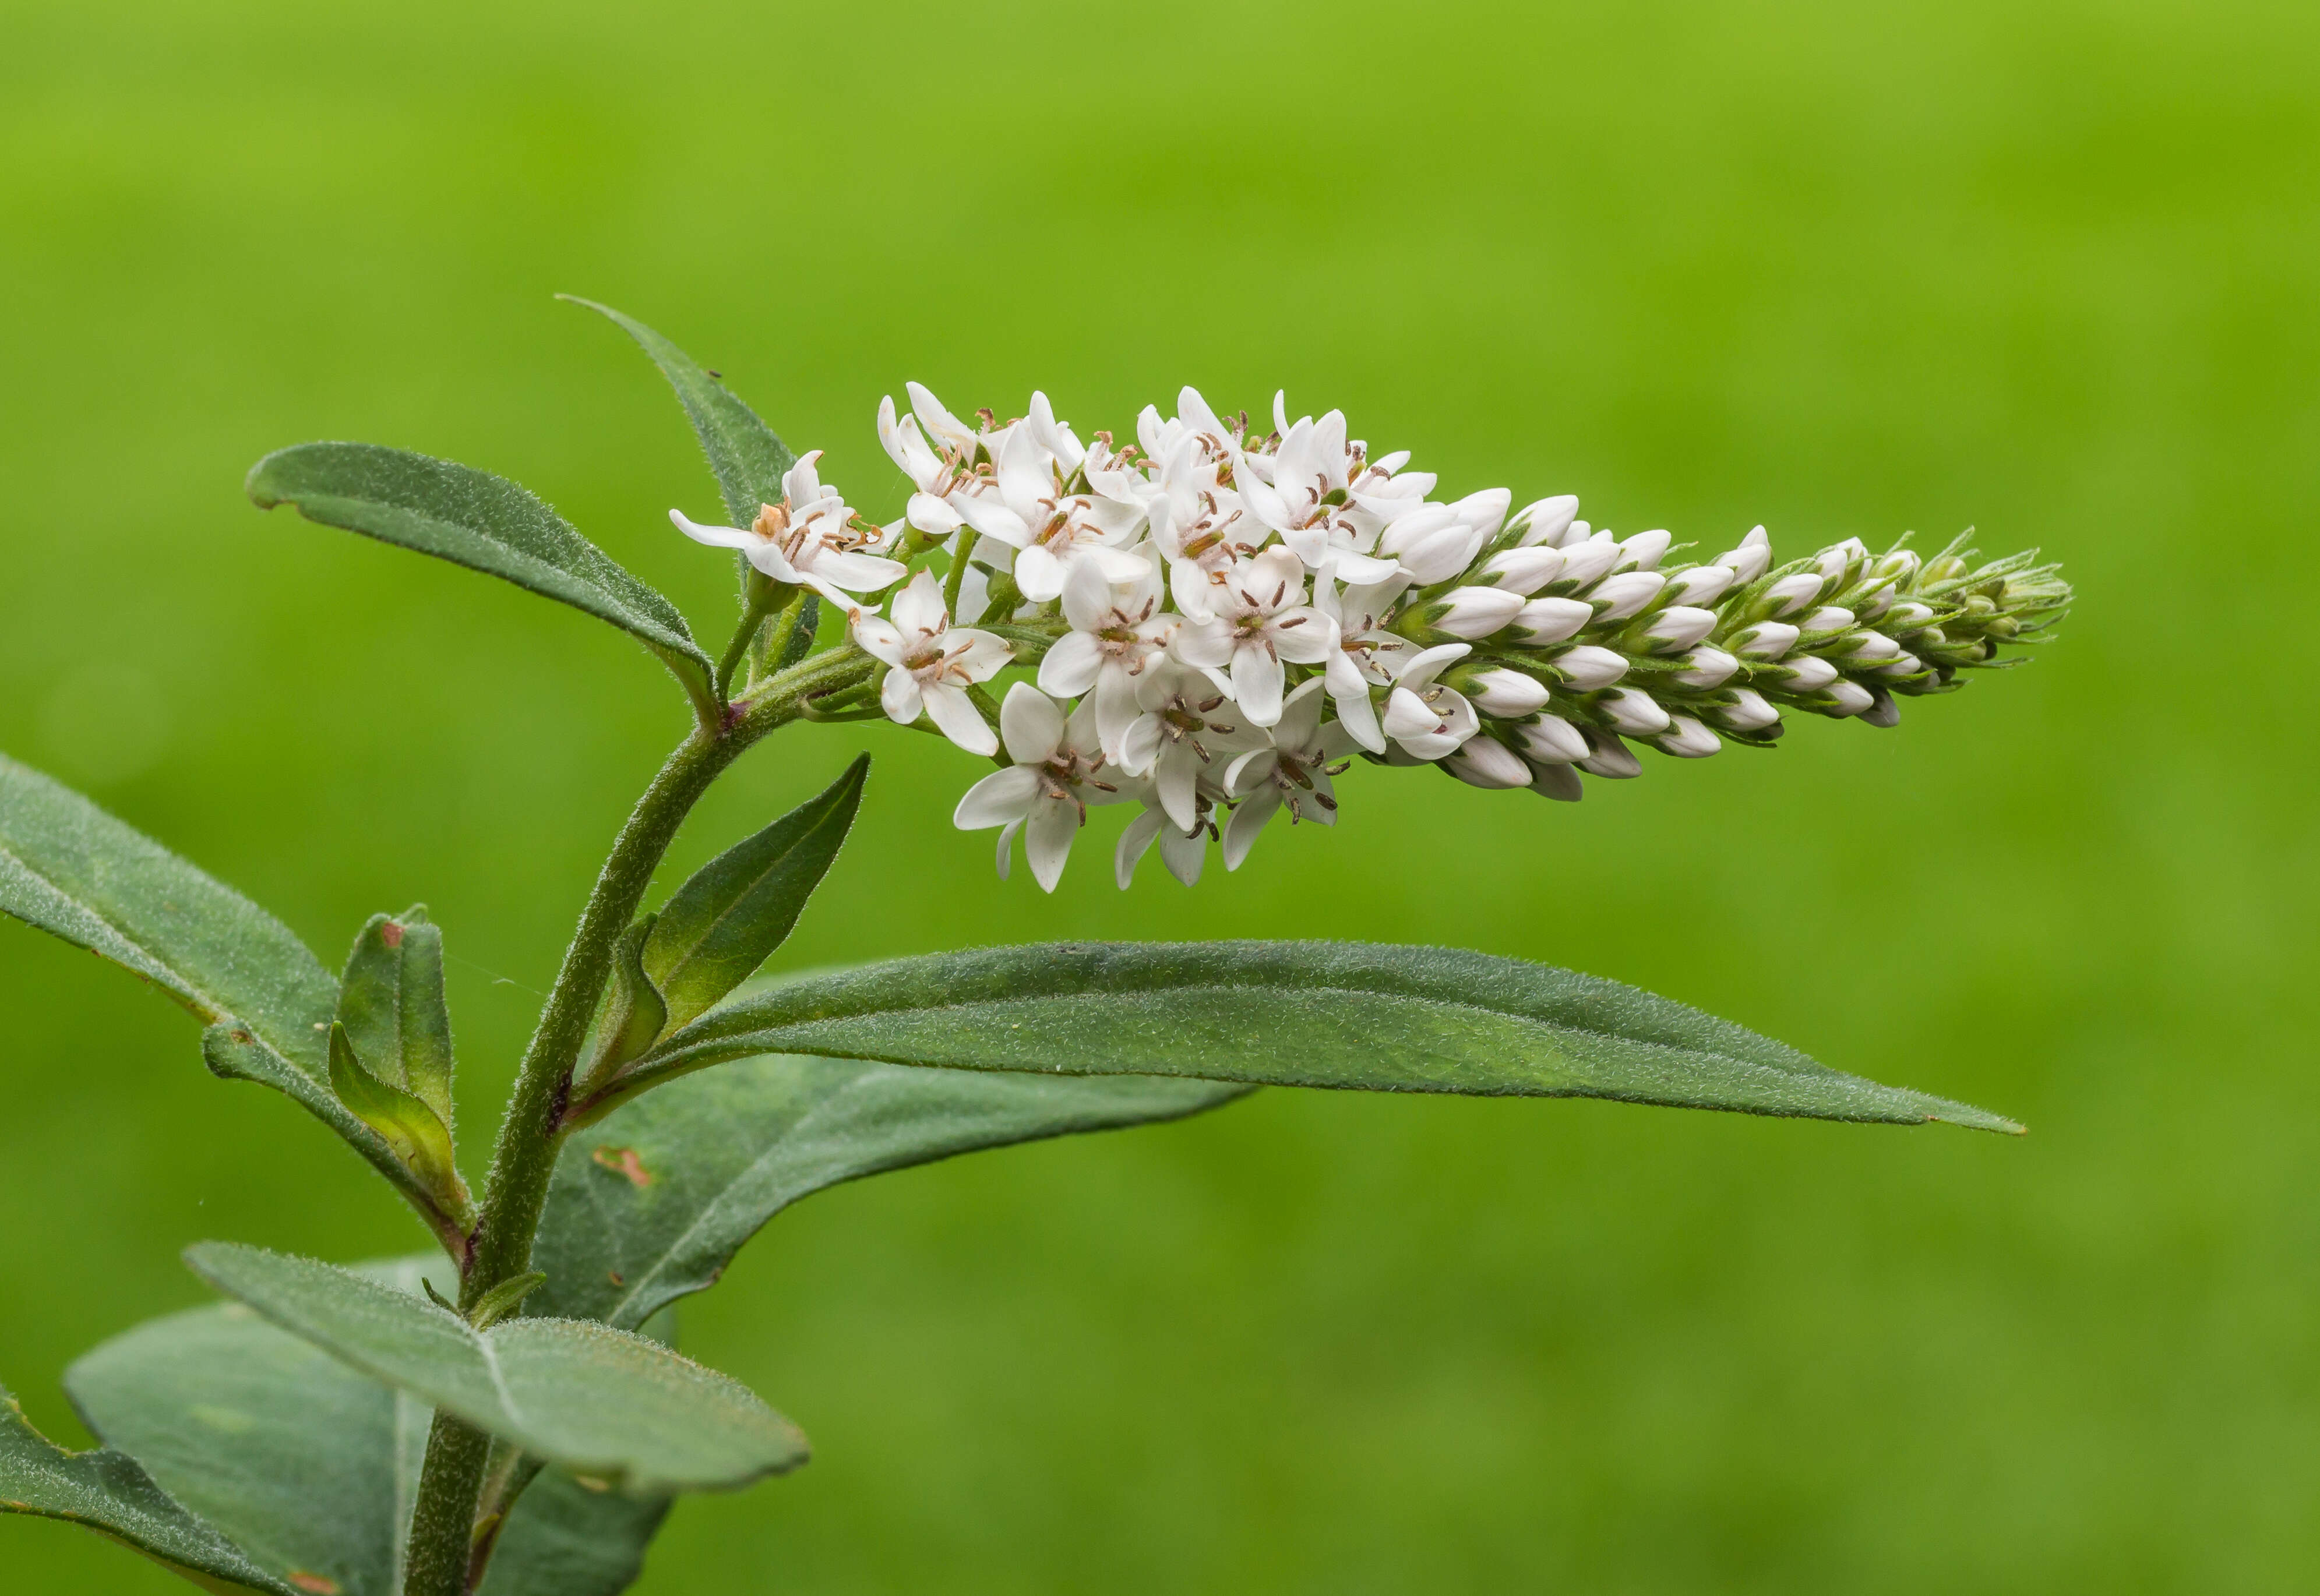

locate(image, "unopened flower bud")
[[1860, 689, 1901, 728], [1822, 680, 1875, 716], [1711, 688, 1778, 730], [1427, 586, 1526, 639], [1512, 495, 1580, 548], [1510, 596, 1594, 644], [1869, 550, 1920, 585], [1466, 667, 1550, 717], [1776, 655, 1838, 691], [1588, 570, 1666, 621], [1672, 647, 1739, 688], [1618, 529, 1672, 571], [1528, 760, 1584, 801], [1730, 622, 1800, 659], [1816, 538, 1867, 582], [1638, 605, 1719, 652], [1479, 546, 1565, 594], [1655, 716, 1720, 758], [1798, 606, 1854, 633], [1381, 507, 1490, 583], [1444, 736, 1532, 789], [1760, 573, 1824, 616], [1887, 601, 1937, 630], [1576, 729, 1643, 778], [1552, 536, 1621, 590], [1515, 713, 1589, 762], [1843, 631, 1901, 662], [1878, 652, 1922, 677], [1666, 565, 1736, 607], [1555, 645, 1628, 689], [1598, 687, 1672, 736], [1713, 526, 1772, 585]]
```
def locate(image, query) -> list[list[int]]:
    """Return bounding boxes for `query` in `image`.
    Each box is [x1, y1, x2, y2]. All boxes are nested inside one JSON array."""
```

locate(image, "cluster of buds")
[[670, 387, 2070, 892]]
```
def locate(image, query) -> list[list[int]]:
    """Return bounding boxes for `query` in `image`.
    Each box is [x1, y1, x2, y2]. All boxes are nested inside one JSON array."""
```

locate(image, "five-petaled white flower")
[[953, 683, 1128, 892], [1036, 550, 1177, 762], [852, 571, 1013, 756], [671, 451, 907, 612], [1170, 546, 1335, 728], [1313, 573, 1417, 754], [1218, 679, 1357, 869], [1113, 659, 1263, 832], [954, 421, 1147, 604], [1113, 779, 1221, 889], [1381, 642, 1480, 761]]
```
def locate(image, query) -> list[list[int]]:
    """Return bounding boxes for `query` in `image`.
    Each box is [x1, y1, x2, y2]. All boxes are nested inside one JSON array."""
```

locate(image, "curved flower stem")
[[399, 642, 877, 1596]]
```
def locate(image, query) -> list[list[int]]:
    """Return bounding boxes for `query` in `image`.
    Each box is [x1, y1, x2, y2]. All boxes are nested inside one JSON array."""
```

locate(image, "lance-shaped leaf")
[[641, 757, 867, 1033], [336, 908, 456, 1132], [2, 1382, 295, 1595], [327, 1026, 474, 1230], [66, 1261, 669, 1596], [245, 443, 715, 716], [559, 297, 795, 526], [0, 754, 452, 1227], [576, 917, 669, 1094], [183, 1245, 806, 1496], [535, 1049, 1250, 1331], [578, 941, 2021, 1133]]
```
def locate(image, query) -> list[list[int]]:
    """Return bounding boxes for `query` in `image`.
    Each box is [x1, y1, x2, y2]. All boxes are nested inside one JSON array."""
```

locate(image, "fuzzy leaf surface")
[[535, 1048, 1249, 1330], [560, 297, 796, 525], [327, 1026, 472, 1228], [2, 1380, 295, 1595], [595, 941, 2021, 1133], [67, 1258, 667, 1596], [641, 756, 867, 1032], [245, 443, 714, 712], [183, 1245, 806, 1495], [0, 754, 449, 1216], [336, 909, 456, 1129]]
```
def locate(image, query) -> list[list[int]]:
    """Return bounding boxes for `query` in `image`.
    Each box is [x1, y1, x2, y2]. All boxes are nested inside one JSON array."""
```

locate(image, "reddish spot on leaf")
[[607, 1270, 625, 1286], [380, 921, 404, 949], [288, 1573, 341, 1595], [592, 1146, 653, 1188]]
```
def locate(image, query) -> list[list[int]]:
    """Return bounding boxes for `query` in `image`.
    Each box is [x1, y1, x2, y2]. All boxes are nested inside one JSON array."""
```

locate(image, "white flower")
[[1237, 409, 1399, 584], [1598, 688, 1672, 737], [1466, 668, 1549, 717], [1654, 716, 1720, 758], [1218, 679, 1356, 868], [1554, 645, 1629, 690], [669, 451, 907, 611], [1424, 586, 1526, 640], [1114, 787, 1219, 889], [953, 426, 1145, 603], [1313, 574, 1415, 754], [1036, 552, 1177, 760], [1380, 642, 1479, 761], [1375, 504, 1489, 584], [851, 571, 1012, 755], [1508, 596, 1593, 645], [1170, 546, 1334, 728], [876, 394, 968, 537], [952, 684, 1128, 892], [1444, 736, 1532, 789], [1114, 661, 1263, 830], [1147, 430, 1263, 621]]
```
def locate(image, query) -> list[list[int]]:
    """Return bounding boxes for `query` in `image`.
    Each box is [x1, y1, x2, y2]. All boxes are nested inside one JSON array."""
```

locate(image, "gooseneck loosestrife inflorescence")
[[0, 301, 2069, 1596]]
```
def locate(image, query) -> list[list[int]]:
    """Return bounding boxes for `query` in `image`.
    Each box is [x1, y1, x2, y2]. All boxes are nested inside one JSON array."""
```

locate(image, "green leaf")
[[245, 443, 715, 716], [0, 754, 454, 1226], [66, 1262, 667, 1596], [558, 296, 796, 528], [576, 917, 669, 1093], [2, 1380, 295, 1595], [327, 1025, 473, 1230], [641, 756, 868, 1032], [336, 908, 456, 1131], [183, 1244, 808, 1496], [534, 1048, 1249, 1331], [584, 941, 2022, 1134]]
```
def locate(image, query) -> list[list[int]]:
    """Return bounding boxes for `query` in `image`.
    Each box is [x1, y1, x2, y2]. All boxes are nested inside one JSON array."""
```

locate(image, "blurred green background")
[[3, 0, 2314, 1590]]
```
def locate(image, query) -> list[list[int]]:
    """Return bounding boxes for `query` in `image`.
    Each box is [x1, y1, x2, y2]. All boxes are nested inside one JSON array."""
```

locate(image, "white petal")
[[1169, 618, 1235, 669], [1037, 629, 1104, 698], [955, 493, 1032, 548], [668, 509, 754, 550], [1115, 808, 1162, 889], [1221, 747, 1275, 795], [1025, 796, 1078, 893], [1272, 610, 1335, 665], [1222, 785, 1282, 870], [890, 570, 950, 639], [1158, 821, 1207, 887], [851, 615, 907, 668], [812, 551, 908, 594], [921, 683, 999, 756], [1230, 648, 1285, 728], [1394, 642, 1472, 691], [908, 491, 963, 535], [954, 765, 1039, 830], [999, 681, 1064, 764], [995, 818, 1021, 880], [1014, 543, 1066, 603], [1157, 743, 1202, 829], [1274, 676, 1327, 746], [1057, 552, 1115, 631], [1334, 687, 1384, 754], [1117, 714, 1163, 779], [944, 628, 1014, 683], [1093, 666, 1143, 761], [879, 669, 924, 726]]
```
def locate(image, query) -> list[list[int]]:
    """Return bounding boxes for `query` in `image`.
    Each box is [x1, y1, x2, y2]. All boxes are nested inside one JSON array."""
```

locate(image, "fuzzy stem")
[[398, 642, 877, 1596]]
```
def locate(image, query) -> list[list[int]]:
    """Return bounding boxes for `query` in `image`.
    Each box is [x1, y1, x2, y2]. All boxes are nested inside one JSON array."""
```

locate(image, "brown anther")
[[751, 502, 791, 541], [1198, 695, 1224, 712], [1278, 616, 1306, 628]]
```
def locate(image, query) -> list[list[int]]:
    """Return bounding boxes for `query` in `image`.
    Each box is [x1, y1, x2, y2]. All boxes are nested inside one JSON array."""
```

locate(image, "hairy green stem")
[[399, 642, 877, 1596]]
